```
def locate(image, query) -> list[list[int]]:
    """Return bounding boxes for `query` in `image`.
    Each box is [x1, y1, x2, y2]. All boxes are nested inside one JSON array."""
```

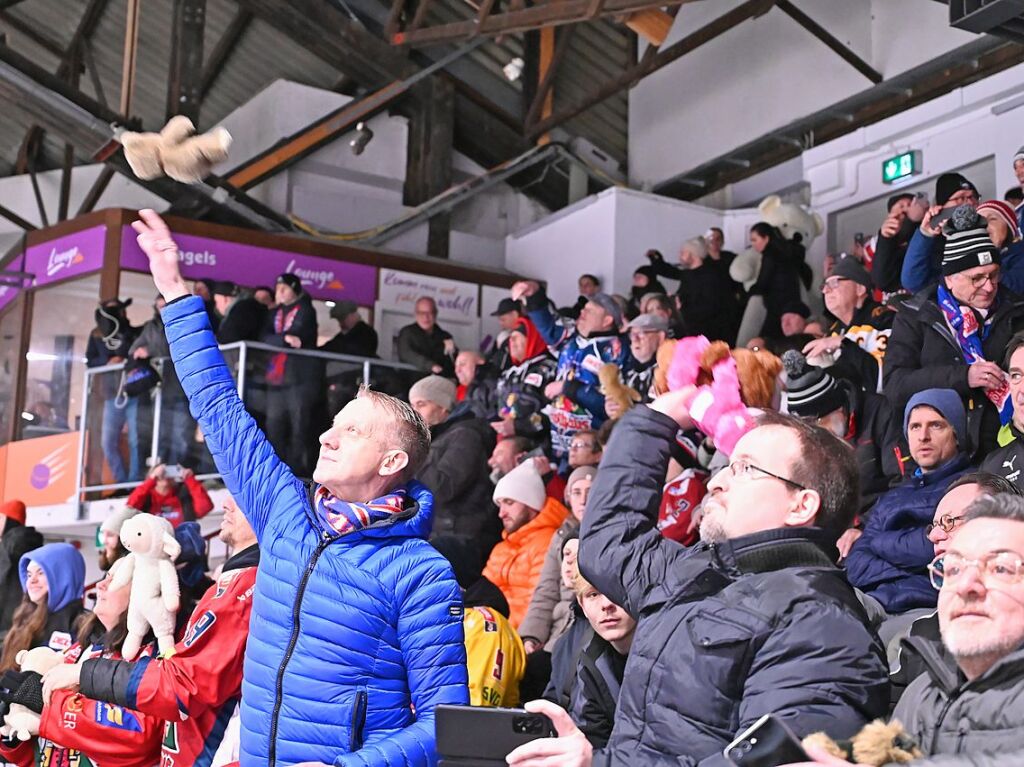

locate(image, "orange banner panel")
[[3, 432, 79, 506]]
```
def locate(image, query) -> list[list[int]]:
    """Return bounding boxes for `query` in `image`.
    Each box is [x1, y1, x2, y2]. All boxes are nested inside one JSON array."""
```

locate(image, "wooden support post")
[[120, 0, 141, 117], [404, 79, 454, 258], [166, 0, 206, 123]]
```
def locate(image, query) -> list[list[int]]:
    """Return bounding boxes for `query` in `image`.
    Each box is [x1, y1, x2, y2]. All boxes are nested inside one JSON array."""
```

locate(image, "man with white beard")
[[789, 492, 1024, 766]]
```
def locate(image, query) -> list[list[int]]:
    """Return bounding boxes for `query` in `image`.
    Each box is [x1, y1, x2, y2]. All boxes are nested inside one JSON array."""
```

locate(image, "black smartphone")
[[436, 705, 556, 766], [931, 207, 956, 228], [724, 714, 810, 767], [853, 232, 865, 246]]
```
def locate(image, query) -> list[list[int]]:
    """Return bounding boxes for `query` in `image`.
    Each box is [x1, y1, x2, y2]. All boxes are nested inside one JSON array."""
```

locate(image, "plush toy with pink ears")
[[664, 334, 757, 456]]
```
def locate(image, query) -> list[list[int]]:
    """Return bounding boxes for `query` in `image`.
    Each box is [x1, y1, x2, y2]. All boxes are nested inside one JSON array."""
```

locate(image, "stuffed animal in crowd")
[[728, 247, 762, 291], [654, 339, 783, 408], [0, 647, 62, 740], [120, 115, 231, 184], [803, 719, 923, 765], [598, 363, 641, 419], [111, 514, 182, 660]]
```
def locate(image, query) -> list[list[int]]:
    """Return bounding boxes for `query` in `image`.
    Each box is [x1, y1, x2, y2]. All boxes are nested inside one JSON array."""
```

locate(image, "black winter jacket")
[[579, 407, 890, 765], [421, 408, 500, 546], [872, 216, 918, 295], [217, 297, 268, 346], [568, 635, 626, 749], [396, 322, 454, 376], [979, 422, 1024, 490], [884, 286, 1024, 459], [0, 522, 43, 638], [649, 259, 740, 343]]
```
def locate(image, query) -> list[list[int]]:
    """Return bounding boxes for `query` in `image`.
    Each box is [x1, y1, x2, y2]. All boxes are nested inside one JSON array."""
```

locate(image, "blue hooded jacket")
[[19, 542, 85, 613], [162, 296, 468, 767]]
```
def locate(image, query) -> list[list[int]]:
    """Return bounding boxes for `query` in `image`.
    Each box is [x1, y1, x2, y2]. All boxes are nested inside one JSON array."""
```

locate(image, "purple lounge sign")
[[120, 227, 378, 305], [23, 225, 108, 288]]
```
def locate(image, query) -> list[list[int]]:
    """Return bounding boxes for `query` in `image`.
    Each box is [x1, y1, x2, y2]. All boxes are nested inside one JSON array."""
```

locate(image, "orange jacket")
[[483, 496, 568, 628]]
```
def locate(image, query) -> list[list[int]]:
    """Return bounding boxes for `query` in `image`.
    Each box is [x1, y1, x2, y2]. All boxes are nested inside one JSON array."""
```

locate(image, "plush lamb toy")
[[111, 514, 182, 660], [120, 115, 231, 184], [0, 647, 62, 740]]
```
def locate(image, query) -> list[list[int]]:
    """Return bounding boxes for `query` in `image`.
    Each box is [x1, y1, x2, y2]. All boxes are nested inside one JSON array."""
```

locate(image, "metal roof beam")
[[392, 0, 702, 45], [527, 0, 773, 138], [775, 0, 882, 84]]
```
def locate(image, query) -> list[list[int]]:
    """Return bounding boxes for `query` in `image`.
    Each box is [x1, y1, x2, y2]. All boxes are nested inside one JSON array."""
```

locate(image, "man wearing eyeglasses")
[[889, 471, 1020, 704], [506, 395, 889, 767], [802, 257, 894, 394], [847, 389, 972, 620], [886, 206, 1024, 462]]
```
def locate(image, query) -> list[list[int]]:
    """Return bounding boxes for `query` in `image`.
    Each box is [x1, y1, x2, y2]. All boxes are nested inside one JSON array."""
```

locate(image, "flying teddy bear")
[[803, 719, 923, 765], [111, 513, 182, 660], [120, 115, 231, 184], [598, 363, 641, 419], [0, 646, 62, 741]]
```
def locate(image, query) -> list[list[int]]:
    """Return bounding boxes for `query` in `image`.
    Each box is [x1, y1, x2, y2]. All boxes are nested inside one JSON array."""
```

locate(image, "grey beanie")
[[408, 375, 457, 412], [564, 465, 597, 504], [1015, 145, 1024, 165]]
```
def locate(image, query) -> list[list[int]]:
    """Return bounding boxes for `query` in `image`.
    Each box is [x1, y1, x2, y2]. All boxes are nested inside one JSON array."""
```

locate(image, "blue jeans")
[[102, 397, 140, 483], [159, 396, 192, 466]]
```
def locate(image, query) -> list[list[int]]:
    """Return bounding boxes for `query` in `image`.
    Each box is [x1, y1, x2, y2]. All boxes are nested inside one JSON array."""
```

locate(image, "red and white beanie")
[[977, 199, 1021, 242]]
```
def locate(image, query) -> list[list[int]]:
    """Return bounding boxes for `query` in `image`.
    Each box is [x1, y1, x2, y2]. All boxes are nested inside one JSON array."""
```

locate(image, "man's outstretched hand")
[[132, 209, 189, 302]]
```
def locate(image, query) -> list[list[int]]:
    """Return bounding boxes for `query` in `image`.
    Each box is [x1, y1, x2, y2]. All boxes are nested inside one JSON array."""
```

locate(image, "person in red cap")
[[0, 501, 42, 640]]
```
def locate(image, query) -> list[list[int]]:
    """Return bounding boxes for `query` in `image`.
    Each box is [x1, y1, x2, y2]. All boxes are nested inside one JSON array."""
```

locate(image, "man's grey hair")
[[962, 493, 1024, 525], [355, 386, 431, 485]]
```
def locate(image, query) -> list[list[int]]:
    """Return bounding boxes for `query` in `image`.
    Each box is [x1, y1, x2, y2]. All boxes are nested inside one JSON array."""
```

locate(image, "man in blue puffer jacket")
[[131, 209, 468, 767], [846, 388, 971, 615]]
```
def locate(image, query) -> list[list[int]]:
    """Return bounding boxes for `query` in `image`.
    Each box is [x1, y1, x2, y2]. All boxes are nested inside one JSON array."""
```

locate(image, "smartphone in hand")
[[436, 705, 556, 766], [724, 714, 810, 767]]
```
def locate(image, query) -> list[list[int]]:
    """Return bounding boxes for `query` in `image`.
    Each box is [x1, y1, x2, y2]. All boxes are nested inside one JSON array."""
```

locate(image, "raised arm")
[[133, 209, 307, 540], [578, 402, 695, 617]]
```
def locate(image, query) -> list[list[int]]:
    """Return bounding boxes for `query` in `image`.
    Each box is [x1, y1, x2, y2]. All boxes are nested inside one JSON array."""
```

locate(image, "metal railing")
[[74, 341, 424, 514]]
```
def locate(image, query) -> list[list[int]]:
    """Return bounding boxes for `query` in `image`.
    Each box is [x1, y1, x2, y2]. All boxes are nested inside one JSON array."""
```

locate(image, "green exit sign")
[[882, 151, 921, 184]]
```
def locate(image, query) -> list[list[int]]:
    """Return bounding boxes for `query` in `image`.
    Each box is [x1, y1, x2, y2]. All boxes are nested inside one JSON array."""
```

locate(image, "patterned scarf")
[[936, 283, 1012, 424], [266, 304, 301, 385], [315, 485, 408, 535]]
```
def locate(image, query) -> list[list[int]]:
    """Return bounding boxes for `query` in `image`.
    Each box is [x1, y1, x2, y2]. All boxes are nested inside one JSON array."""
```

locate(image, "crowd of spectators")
[[9, 147, 1024, 766]]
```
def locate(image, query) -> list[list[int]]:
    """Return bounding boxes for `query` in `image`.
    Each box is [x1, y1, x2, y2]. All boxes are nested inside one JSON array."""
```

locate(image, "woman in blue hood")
[[0, 543, 85, 671]]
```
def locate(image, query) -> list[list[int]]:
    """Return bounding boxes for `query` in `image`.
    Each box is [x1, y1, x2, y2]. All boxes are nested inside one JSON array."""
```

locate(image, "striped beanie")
[[1014, 145, 1024, 165], [941, 205, 1000, 276], [977, 199, 1021, 242], [781, 350, 847, 418]]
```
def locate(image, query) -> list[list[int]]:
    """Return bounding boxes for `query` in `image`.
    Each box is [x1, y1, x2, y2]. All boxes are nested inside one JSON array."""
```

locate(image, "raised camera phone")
[[436, 705, 556, 766], [724, 714, 810, 767]]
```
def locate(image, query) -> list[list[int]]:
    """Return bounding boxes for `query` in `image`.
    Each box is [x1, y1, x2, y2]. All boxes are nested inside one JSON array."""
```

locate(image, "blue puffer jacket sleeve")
[[336, 553, 469, 766], [161, 295, 307, 541], [999, 240, 1024, 295], [901, 229, 938, 293]]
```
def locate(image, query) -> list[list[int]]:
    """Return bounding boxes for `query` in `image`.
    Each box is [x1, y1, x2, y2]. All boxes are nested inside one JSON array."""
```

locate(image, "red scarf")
[[509, 318, 548, 364], [267, 304, 301, 385]]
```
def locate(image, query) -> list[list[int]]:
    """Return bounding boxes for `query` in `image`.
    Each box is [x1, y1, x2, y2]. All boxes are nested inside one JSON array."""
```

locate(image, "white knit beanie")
[[492, 459, 546, 511], [408, 375, 457, 412]]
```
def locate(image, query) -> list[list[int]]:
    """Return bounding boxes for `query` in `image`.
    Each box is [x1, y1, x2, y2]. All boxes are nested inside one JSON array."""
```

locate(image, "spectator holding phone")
[[872, 192, 927, 297], [901, 173, 979, 292], [125, 462, 213, 529]]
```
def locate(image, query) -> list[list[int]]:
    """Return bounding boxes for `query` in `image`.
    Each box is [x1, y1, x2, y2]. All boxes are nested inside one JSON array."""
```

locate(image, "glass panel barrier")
[[76, 342, 421, 506]]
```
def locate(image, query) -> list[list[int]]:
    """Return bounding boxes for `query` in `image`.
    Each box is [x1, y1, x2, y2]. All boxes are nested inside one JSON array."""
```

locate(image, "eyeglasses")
[[570, 441, 598, 451], [926, 514, 965, 535], [957, 270, 1001, 289], [821, 278, 851, 294], [928, 551, 1024, 590], [727, 459, 806, 491]]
